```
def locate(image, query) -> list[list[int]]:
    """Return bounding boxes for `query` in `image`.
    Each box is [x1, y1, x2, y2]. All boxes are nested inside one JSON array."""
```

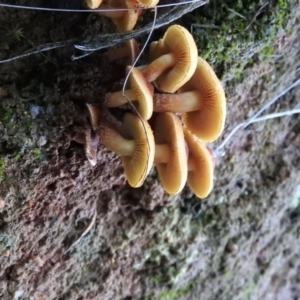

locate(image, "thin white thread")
[[245, 77, 300, 127], [0, 1, 201, 12], [217, 109, 300, 150], [215, 77, 300, 154]]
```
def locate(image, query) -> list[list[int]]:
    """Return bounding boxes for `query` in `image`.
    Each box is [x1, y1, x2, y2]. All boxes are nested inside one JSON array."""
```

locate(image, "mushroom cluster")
[[80, 24, 226, 199]]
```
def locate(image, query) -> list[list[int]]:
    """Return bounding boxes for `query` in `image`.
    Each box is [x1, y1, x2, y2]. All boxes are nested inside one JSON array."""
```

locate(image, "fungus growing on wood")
[[152, 57, 226, 142], [153, 113, 188, 194], [105, 66, 154, 120], [184, 128, 214, 198], [87, 105, 155, 187], [141, 25, 198, 93]]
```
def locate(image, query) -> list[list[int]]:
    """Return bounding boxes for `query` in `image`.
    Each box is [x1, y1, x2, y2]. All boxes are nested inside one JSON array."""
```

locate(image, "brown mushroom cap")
[[86, 103, 101, 131], [184, 128, 214, 198], [105, 67, 154, 120], [180, 57, 226, 142], [73, 128, 99, 166], [84, 129, 99, 166], [154, 113, 188, 194], [142, 25, 198, 93], [121, 113, 155, 187]]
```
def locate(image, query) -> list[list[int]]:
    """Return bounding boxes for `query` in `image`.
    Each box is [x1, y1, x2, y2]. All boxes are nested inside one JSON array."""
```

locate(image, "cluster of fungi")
[[78, 1, 226, 199]]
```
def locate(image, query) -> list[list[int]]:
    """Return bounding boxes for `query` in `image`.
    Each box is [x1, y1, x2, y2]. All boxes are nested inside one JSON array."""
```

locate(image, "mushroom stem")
[[100, 123, 135, 156], [153, 91, 202, 112], [154, 144, 170, 163], [141, 53, 177, 82], [105, 90, 137, 107]]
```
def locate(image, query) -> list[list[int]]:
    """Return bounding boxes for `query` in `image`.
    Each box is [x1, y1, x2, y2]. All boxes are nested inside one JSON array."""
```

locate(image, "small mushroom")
[[84, 129, 99, 166], [105, 66, 154, 120], [152, 57, 226, 142], [73, 128, 99, 167], [87, 105, 155, 187], [105, 39, 140, 65], [141, 25, 198, 93], [184, 128, 214, 198], [86, 103, 101, 131], [153, 113, 188, 194]]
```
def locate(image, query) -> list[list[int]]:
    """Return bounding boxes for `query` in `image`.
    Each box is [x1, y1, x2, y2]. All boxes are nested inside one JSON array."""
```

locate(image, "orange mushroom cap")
[[105, 66, 154, 120], [148, 38, 166, 62], [152, 57, 226, 142], [88, 105, 155, 187], [184, 128, 214, 198], [154, 113, 188, 194], [141, 25, 198, 93], [181, 57, 226, 142], [121, 113, 155, 187]]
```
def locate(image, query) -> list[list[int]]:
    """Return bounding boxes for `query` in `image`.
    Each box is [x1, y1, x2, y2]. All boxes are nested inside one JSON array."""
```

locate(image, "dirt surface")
[[0, 1, 300, 300]]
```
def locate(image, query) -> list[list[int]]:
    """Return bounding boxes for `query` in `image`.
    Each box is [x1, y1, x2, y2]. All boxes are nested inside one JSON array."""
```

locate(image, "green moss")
[[187, 0, 290, 81], [156, 282, 195, 300], [21, 120, 33, 130], [241, 279, 257, 300], [149, 274, 164, 284], [13, 152, 22, 161], [0, 157, 6, 180], [0, 107, 14, 128], [32, 148, 43, 160]]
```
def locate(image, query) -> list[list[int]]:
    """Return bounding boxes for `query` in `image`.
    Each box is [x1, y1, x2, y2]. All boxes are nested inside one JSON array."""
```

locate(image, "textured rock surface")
[[0, 1, 300, 299]]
